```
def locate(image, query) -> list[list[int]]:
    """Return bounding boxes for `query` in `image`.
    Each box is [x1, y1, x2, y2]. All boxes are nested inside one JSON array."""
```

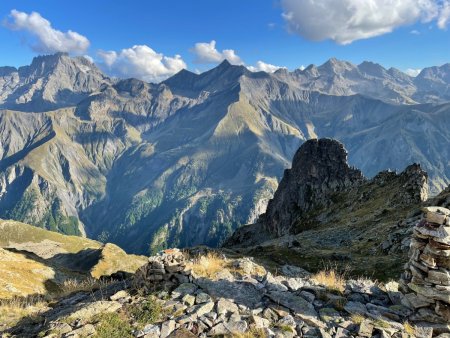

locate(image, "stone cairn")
[[400, 206, 450, 326], [134, 248, 192, 292]]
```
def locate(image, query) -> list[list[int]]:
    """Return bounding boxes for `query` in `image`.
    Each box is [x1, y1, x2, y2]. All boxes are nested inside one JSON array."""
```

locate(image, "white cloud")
[[83, 55, 94, 63], [438, 1, 450, 28], [97, 45, 186, 83], [248, 61, 285, 73], [191, 40, 243, 65], [5, 10, 89, 53], [97, 50, 118, 66], [410, 29, 421, 34], [281, 0, 449, 44], [405, 68, 422, 77]]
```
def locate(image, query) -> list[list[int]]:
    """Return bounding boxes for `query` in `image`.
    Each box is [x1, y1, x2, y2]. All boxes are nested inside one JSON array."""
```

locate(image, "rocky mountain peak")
[[260, 138, 365, 236], [19, 52, 80, 78], [163, 59, 248, 95], [416, 63, 450, 82], [114, 78, 152, 96], [319, 58, 355, 75], [217, 59, 232, 68], [0, 53, 110, 111], [358, 61, 387, 77], [0, 66, 17, 76]]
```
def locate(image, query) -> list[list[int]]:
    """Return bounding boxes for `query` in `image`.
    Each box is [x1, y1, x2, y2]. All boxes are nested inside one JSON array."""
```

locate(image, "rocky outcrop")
[[429, 185, 450, 210], [401, 207, 450, 327], [227, 139, 429, 245], [259, 138, 364, 237], [225, 140, 430, 279]]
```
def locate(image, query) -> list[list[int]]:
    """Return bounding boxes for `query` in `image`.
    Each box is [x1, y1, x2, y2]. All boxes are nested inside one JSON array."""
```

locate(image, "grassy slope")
[[0, 219, 101, 253], [0, 219, 147, 298]]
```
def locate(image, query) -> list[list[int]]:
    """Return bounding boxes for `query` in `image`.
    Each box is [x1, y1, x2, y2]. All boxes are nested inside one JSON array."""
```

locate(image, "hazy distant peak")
[[319, 58, 355, 74], [0, 66, 17, 76], [358, 61, 387, 77], [218, 59, 232, 68]]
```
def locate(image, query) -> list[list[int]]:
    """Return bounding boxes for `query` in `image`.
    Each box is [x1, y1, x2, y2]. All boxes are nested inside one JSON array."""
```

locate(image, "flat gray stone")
[[195, 277, 263, 308], [344, 301, 368, 315], [267, 291, 316, 317], [161, 320, 176, 338], [216, 298, 239, 315], [172, 283, 197, 298]]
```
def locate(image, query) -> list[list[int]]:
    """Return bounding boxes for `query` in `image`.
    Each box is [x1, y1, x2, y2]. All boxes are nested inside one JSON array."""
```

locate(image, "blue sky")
[[1, 0, 449, 81]]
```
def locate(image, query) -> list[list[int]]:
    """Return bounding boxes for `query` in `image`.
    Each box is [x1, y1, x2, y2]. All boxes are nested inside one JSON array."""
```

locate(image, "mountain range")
[[0, 52, 449, 254]]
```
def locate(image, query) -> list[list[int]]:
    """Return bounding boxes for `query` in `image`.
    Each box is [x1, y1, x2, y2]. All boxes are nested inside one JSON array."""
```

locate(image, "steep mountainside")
[[0, 54, 449, 254], [225, 139, 430, 279]]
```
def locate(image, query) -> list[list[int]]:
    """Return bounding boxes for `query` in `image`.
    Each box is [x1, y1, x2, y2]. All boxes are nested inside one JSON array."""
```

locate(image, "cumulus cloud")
[[83, 55, 94, 63], [97, 45, 186, 83], [4, 10, 89, 53], [191, 40, 243, 65], [438, 1, 450, 28], [405, 68, 422, 77], [248, 61, 285, 73], [97, 50, 118, 67], [281, 0, 450, 44]]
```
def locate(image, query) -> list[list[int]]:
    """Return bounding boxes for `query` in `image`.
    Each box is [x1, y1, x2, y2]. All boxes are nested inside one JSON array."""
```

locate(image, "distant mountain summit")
[[0, 54, 449, 254], [0, 52, 110, 111]]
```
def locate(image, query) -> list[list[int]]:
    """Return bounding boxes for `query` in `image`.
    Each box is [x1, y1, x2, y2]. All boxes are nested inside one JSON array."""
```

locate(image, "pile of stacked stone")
[[133, 248, 192, 292], [400, 206, 450, 326]]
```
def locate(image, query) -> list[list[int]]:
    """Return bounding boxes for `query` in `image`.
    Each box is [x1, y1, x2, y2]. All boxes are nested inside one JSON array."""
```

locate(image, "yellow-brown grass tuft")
[[0, 296, 47, 327], [230, 328, 267, 338], [58, 277, 112, 297], [350, 314, 365, 324], [188, 252, 228, 279], [311, 268, 346, 293], [403, 322, 416, 335]]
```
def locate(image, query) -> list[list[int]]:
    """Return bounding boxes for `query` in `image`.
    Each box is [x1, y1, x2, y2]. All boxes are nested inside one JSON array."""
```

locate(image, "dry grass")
[[231, 263, 266, 277], [0, 275, 112, 330], [58, 277, 112, 297], [403, 322, 416, 335], [0, 247, 56, 299], [188, 252, 228, 278], [311, 268, 346, 293], [0, 296, 47, 328], [187, 251, 266, 280], [373, 319, 391, 329], [230, 328, 267, 338], [350, 314, 365, 324]]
